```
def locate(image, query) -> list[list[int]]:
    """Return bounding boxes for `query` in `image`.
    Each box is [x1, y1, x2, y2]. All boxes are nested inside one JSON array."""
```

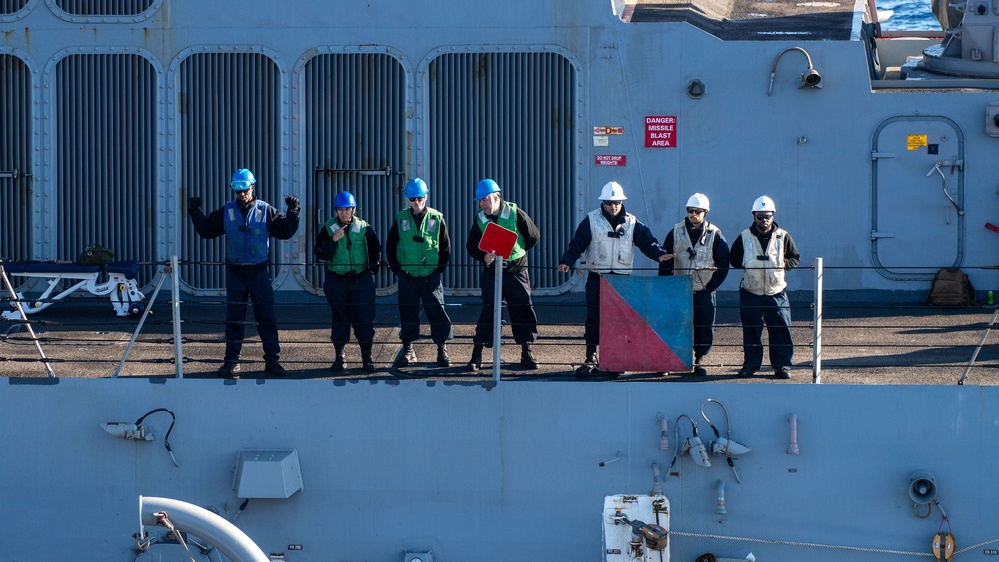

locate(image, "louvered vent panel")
[[179, 52, 281, 291], [54, 0, 153, 15], [0, 0, 28, 14], [0, 54, 31, 262], [303, 53, 407, 294], [54, 54, 157, 281], [428, 51, 575, 292]]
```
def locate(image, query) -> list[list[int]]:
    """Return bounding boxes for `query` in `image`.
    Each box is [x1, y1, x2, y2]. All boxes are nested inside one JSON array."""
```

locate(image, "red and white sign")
[[645, 116, 677, 148], [595, 154, 627, 166], [593, 126, 625, 135]]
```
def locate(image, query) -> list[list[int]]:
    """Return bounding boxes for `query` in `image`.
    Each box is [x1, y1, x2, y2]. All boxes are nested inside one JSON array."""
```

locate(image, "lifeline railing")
[[3, 257, 998, 385]]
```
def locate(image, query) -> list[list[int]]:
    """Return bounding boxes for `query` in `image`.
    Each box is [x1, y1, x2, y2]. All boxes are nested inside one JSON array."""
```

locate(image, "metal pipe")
[[139, 496, 269, 562], [113, 269, 169, 378], [492, 256, 503, 383], [958, 307, 999, 385], [171, 256, 184, 378], [787, 414, 799, 455], [0, 263, 54, 377], [813, 257, 822, 384]]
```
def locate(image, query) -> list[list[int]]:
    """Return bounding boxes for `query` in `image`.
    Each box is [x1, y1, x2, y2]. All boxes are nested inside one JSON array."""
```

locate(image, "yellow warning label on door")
[[907, 134, 927, 150]]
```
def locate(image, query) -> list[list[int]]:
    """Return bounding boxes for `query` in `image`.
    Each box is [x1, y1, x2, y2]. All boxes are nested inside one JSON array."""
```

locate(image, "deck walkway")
[[2, 292, 998, 385]]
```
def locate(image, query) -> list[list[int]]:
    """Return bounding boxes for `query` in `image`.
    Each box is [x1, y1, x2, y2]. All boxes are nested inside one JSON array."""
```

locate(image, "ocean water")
[[876, 0, 941, 30]]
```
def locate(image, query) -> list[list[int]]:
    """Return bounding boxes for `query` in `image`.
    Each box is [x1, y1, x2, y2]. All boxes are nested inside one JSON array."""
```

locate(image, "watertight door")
[[871, 116, 964, 280]]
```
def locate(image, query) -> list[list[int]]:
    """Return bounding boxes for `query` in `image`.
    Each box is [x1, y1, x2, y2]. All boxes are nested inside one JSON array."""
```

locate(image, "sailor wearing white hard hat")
[[659, 192, 730, 376], [728, 195, 801, 379], [557, 181, 673, 376]]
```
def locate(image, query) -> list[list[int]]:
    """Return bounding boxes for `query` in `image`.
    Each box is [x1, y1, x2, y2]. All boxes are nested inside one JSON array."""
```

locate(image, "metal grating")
[[0, 54, 32, 263], [428, 51, 576, 293], [303, 52, 407, 295], [54, 53, 158, 281], [54, 0, 152, 15], [0, 0, 28, 14], [178, 52, 281, 292]]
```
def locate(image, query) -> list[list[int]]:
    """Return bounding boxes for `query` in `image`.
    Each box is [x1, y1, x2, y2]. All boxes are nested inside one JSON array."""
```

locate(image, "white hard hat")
[[752, 195, 776, 213], [685, 193, 710, 212], [598, 181, 627, 201]]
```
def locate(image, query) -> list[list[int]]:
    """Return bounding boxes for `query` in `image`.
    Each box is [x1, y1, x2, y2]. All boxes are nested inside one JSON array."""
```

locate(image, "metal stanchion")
[[171, 256, 184, 378], [0, 262, 55, 377], [492, 256, 503, 383], [113, 262, 171, 378], [813, 257, 822, 384]]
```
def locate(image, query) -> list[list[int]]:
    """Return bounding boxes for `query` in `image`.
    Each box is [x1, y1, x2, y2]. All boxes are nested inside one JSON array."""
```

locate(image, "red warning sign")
[[645, 116, 677, 148], [595, 154, 627, 166], [478, 222, 518, 259]]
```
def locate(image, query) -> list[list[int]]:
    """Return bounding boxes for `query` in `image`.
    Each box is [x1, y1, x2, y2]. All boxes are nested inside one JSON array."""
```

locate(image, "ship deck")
[[622, 0, 861, 40], [2, 292, 997, 385]]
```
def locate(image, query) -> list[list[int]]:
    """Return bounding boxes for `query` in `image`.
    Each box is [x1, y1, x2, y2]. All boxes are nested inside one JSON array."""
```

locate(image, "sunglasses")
[[754, 213, 774, 220], [686, 208, 705, 215], [408, 196, 426, 202]]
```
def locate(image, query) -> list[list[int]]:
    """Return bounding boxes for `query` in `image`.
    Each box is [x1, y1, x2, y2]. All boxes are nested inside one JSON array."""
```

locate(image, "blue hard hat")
[[405, 178, 429, 198], [475, 179, 501, 200], [230, 168, 255, 191], [334, 191, 357, 209]]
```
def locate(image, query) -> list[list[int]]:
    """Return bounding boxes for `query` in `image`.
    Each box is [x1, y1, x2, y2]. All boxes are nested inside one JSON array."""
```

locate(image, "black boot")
[[575, 345, 598, 377], [360, 344, 375, 373], [693, 354, 707, 376], [437, 344, 451, 367], [395, 342, 417, 367], [521, 343, 538, 369], [330, 344, 345, 372], [466, 344, 484, 372]]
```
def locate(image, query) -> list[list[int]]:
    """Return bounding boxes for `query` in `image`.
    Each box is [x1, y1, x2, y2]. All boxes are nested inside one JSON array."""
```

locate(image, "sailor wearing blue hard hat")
[[313, 190, 382, 372], [188, 168, 301, 378], [465, 179, 541, 372], [386, 178, 454, 369]]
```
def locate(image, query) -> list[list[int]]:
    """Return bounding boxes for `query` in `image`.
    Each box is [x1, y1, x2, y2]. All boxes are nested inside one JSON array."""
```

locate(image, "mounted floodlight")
[[800, 68, 823, 89], [768, 46, 823, 96]]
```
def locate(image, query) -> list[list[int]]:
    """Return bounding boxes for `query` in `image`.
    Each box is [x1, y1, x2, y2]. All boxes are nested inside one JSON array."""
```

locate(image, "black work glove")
[[285, 196, 300, 212], [187, 196, 201, 212]]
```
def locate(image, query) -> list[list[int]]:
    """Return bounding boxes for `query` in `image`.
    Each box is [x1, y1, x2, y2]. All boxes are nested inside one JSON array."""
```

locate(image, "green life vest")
[[396, 207, 443, 276], [476, 201, 526, 261], [323, 216, 370, 275]]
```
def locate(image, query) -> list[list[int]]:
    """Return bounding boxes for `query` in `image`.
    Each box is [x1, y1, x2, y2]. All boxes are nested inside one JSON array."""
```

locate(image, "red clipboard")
[[478, 222, 518, 259]]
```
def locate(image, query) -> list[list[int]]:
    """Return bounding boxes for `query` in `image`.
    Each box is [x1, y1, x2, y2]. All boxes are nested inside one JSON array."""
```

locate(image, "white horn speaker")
[[908, 471, 937, 504]]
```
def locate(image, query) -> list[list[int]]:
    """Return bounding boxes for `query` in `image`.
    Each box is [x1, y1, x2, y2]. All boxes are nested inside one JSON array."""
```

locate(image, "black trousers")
[[397, 271, 452, 344], [224, 264, 280, 362], [323, 270, 376, 345], [473, 267, 538, 346]]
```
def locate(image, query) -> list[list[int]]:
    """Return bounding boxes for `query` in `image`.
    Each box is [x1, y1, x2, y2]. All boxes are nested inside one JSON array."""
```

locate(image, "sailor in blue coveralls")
[[188, 168, 300, 378], [465, 179, 541, 372], [386, 178, 453, 369], [313, 191, 382, 373]]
